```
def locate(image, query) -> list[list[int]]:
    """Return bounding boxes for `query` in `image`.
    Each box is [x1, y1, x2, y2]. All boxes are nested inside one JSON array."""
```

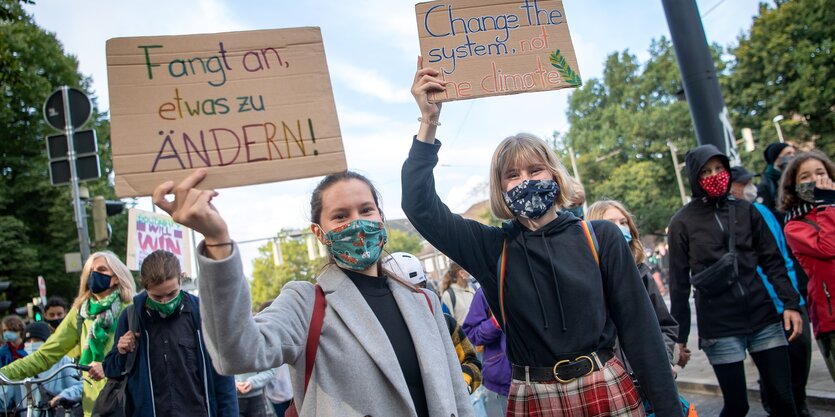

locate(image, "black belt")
[[511, 349, 614, 383]]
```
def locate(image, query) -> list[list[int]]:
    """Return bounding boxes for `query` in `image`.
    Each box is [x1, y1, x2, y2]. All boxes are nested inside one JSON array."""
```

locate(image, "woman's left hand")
[[88, 362, 105, 380], [784, 309, 803, 342]]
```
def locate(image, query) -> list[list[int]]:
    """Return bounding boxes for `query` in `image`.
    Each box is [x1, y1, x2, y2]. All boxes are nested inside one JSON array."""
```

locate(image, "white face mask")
[[24, 342, 43, 352], [743, 183, 758, 203]]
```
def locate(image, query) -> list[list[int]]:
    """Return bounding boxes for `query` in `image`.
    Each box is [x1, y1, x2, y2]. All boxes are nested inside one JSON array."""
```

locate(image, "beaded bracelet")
[[418, 117, 441, 127]]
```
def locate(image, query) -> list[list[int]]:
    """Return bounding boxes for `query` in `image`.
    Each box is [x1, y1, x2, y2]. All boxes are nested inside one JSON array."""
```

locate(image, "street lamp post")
[[668, 141, 689, 206], [772, 115, 785, 143]]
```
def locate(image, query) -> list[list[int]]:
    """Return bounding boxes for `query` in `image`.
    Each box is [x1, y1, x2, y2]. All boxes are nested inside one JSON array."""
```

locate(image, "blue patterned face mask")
[[503, 179, 559, 219], [322, 219, 387, 271]]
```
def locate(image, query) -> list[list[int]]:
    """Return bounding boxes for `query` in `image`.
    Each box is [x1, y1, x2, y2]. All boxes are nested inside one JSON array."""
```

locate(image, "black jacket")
[[402, 138, 682, 417], [668, 145, 801, 342]]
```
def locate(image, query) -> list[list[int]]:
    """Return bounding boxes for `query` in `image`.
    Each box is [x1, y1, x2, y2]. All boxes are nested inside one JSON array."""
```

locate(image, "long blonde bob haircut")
[[489, 133, 574, 219], [586, 200, 646, 265], [72, 251, 136, 310]]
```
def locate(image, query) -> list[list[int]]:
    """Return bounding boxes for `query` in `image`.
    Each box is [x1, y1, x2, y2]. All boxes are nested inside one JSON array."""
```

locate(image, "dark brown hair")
[[778, 150, 835, 212], [139, 250, 181, 289], [310, 171, 384, 225]]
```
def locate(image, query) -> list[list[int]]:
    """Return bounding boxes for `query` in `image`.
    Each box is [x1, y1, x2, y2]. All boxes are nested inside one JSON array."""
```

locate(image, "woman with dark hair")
[[151, 169, 473, 417], [779, 150, 835, 383], [439, 262, 475, 323]]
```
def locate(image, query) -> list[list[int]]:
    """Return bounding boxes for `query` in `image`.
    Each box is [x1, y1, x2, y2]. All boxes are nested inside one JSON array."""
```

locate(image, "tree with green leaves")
[[385, 229, 423, 256], [0, 0, 127, 308], [726, 0, 835, 157], [250, 235, 324, 307], [562, 38, 706, 235]]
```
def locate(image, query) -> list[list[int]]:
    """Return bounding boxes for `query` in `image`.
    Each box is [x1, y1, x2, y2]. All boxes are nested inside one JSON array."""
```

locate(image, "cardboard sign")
[[107, 28, 346, 197], [415, 0, 581, 102], [126, 208, 194, 277]]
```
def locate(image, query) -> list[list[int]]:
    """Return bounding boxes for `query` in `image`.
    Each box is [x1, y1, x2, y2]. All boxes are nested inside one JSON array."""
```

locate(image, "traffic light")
[[92, 196, 126, 245], [0, 281, 11, 313]]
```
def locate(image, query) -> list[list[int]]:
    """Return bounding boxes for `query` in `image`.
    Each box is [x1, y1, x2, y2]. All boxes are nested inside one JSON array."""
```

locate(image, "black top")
[[341, 268, 429, 417], [144, 297, 208, 417], [669, 145, 800, 342], [401, 138, 682, 417]]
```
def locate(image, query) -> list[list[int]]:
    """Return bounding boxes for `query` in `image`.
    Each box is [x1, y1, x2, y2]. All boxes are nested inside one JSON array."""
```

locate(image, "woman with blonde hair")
[[586, 200, 678, 362], [403, 63, 681, 416], [0, 251, 135, 416]]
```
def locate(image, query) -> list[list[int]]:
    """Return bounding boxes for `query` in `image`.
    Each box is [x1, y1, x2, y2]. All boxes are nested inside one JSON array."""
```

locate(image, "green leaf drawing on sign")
[[549, 50, 582, 87]]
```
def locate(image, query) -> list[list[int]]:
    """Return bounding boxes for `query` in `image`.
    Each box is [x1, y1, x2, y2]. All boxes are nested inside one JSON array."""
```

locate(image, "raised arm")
[[403, 61, 504, 284]]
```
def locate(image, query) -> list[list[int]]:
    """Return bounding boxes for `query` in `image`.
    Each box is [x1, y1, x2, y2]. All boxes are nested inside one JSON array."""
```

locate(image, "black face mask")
[[87, 271, 114, 294], [46, 318, 64, 329]]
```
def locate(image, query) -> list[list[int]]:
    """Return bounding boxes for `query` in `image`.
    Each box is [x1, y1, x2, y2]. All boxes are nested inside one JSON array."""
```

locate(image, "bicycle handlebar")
[[0, 362, 91, 386]]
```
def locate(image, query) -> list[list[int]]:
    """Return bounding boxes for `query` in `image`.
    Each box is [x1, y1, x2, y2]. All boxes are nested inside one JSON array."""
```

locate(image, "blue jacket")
[[103, 291, 238, 417], [754, 202, 806, 313]]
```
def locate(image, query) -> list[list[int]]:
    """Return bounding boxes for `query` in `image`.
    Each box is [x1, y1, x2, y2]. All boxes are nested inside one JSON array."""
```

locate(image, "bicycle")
[[0, 362, 89, 417]]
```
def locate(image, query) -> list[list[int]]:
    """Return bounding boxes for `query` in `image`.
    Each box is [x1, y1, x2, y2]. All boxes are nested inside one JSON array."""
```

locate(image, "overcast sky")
[[25, 0, 765, 276]]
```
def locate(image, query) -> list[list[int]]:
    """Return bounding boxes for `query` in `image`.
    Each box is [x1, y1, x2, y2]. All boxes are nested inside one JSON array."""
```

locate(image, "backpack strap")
[[122, 304, 139, 376], [444, 287, 457, 310], [580, 221, 600, 267], [419, 290, 434, 315], [302, 285, 326, 394]]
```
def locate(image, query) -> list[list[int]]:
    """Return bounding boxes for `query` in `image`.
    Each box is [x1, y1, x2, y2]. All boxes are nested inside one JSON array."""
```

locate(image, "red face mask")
[[699, 170, 730, 198]]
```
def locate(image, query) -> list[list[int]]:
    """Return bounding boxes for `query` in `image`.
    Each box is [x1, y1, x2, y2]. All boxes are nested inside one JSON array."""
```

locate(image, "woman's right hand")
[[816, 175, 835, 191], [153, 169, 231, 259], [411, 56, 448, 143]]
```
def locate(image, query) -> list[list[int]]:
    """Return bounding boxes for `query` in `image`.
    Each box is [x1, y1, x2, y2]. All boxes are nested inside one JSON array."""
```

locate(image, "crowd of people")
[[0, 65, 833, 417]]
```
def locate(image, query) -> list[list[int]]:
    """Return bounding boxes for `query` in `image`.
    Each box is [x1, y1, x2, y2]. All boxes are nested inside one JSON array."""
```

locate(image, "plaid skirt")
[[506, 356, 644, 417]]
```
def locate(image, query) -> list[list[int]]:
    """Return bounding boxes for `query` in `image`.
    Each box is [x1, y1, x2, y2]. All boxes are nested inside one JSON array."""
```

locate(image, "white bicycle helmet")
[[382, 252, 426, 286]]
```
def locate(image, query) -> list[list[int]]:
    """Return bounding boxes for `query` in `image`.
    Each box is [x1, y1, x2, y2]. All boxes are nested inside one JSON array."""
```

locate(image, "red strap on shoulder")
[[303, 285, 326, 393], [420, 290, 434, 315]]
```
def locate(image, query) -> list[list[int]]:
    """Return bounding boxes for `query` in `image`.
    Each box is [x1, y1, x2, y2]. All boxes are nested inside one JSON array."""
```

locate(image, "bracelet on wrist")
[[418, 117, 441, 127], [205, 241, 233, 247]]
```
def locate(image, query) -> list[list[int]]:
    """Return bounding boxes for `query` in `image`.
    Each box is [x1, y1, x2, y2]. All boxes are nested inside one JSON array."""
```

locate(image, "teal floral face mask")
[[321, 219, 387, 271]]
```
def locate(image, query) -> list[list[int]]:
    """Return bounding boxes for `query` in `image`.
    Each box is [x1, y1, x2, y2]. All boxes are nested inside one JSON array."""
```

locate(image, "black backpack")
[[91, 304, 138, 417]]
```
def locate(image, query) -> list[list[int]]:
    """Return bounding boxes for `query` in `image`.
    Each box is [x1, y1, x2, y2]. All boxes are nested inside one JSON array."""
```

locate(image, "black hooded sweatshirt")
[[402, 139, 682, 417], [668, 145, 801, 343]]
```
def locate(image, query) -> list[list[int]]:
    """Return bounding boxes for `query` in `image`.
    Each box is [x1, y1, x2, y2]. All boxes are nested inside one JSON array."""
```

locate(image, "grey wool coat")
[[197, 243, 474, 417]]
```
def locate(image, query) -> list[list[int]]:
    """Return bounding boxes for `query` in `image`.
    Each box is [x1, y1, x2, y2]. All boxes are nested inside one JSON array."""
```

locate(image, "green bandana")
[[146, 291, 183, 316], [80, 290, 121, 365]]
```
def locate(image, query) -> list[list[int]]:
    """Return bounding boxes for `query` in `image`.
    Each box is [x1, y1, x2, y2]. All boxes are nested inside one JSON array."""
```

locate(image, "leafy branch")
[[549, 50, 582, 87]]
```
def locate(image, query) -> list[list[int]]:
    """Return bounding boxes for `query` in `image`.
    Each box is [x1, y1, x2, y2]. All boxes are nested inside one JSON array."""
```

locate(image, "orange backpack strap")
[[580, 220, 600, 267]]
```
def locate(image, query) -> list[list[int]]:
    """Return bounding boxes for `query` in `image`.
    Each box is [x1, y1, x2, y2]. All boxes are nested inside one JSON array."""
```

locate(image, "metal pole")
[[773, 115, 786, 143], [668, 142, 689, 206], [661, 0, 729, 153], [62, 86, 91, 263], [567, 145, 587, 213]]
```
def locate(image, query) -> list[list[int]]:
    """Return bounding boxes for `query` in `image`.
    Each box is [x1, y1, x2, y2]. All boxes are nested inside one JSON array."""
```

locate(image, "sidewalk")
[[673, 298, 835, 410]]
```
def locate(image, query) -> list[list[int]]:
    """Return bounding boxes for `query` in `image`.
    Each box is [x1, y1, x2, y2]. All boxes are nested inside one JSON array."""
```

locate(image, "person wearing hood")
[[758, 142, 797, 220], [404, 63, 681, 416], [668, 144, 803, 417], [103, 249, 238, 417], [731, 166, 813, 417], [778, 150, 835, 385]]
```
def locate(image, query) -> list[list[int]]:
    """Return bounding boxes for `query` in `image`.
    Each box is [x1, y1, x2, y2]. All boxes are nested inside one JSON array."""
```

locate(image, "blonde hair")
[[73, 251, 136, 309], [489, 133, 574, 219], [586, 200, 646, 265]]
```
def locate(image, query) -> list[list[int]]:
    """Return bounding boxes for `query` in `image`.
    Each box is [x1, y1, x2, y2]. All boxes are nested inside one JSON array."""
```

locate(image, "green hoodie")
[[0, 304, 128, 416]]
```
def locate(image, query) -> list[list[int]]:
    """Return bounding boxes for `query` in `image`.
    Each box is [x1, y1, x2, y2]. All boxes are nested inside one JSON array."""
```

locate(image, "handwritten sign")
[[107, 28, 346, 197], [126, 208, 194, 277], [415, 0, 581, 102]]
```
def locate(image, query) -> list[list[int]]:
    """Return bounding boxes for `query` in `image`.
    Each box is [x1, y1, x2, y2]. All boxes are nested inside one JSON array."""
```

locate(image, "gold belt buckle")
[[552, 355, 595, 383]]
